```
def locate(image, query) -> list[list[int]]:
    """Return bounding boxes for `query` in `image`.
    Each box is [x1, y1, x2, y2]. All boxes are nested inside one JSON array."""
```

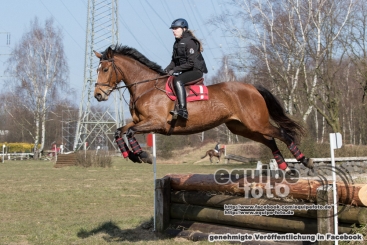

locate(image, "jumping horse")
[[201, 148, 226, 164], [93, 45, 313, 173]]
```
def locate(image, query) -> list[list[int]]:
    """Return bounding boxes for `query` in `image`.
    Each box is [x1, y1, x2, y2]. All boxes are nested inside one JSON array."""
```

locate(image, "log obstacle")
[[224, 154, 257, 163], [155, 173, 367, 243], [168, 173, 367, 206]]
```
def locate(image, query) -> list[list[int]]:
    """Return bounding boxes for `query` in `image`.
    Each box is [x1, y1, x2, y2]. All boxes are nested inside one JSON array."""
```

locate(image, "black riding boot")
[[170, 80, 188, 119]]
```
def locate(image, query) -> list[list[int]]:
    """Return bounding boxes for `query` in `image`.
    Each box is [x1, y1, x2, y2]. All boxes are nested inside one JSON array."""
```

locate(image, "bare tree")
[[4, 17, 68, 156], [212, 0, 353, 134], [207, 56, 239, 143], [344, 0, 367, 102], [209, 56, 237, 85]]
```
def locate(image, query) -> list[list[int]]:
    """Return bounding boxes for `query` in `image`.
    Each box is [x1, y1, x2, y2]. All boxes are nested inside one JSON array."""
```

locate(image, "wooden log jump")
[[156, 173, 367, 242], [168, 173, 367, 206]]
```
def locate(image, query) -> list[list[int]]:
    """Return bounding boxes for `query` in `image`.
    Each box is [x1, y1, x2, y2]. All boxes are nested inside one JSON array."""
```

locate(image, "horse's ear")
[[94, 50, 102, 59], [106, 46, 114, 59]]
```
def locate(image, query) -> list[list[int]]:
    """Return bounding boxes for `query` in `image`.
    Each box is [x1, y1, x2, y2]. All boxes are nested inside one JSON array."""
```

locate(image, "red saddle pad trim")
[[165, 78, 209, 102]]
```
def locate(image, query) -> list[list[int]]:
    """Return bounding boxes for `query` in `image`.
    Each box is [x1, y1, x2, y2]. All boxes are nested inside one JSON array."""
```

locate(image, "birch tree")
[[5, 17, 68, 156]]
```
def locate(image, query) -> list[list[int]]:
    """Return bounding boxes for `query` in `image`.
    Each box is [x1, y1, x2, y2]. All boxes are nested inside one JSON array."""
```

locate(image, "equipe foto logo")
[[214, 168, 300, 198], [213, 166, 354, 217]]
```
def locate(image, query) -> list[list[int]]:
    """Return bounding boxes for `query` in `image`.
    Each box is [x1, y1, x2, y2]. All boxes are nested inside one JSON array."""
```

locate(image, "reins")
[[115, 75, 169, 90]]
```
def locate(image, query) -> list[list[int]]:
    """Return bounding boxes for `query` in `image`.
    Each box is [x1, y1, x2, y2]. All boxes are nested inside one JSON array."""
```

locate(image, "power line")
[[118, 14, 166, 63], [188, 2, 218, 57], [210, 0, 231, 50], [59, 0, 85, 32], [181, 1, 216, 71], [137, 0, 170, 54], [39, 0, 84, 51], [78, 0, 87, 7], [160, 0, 174, 21], [144, 0, 169, 26]]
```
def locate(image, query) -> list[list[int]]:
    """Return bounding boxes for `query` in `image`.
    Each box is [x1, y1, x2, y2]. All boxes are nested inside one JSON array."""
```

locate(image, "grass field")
[[2, 141, 366, 245], [0, 146, 251, 245]]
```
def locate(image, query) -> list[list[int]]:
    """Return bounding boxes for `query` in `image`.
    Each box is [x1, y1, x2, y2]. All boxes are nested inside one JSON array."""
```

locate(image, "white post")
[[2, 145, 5, 163], [54, 144, 57, 162], [84, 142, 87, 159], [152, 134, 157, 231], [329, 132, 342, 245]]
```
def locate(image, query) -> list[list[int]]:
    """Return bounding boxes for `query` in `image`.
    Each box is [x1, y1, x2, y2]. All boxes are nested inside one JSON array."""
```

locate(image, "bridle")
[[94, 58, 124, 96], [94, 58, 169, 107]]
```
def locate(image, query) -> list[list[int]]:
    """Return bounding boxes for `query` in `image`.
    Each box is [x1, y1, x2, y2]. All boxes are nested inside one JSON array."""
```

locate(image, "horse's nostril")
[[95, 93, 102, 101]]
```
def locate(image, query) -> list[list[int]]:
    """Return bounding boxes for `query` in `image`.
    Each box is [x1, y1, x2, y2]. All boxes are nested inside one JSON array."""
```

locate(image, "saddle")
[[165, 76, 209, 102]]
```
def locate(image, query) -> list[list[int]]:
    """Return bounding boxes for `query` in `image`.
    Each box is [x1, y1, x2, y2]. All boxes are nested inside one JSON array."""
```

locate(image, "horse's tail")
[[255, 85, 305, 141], [201, 151, 209, 159]]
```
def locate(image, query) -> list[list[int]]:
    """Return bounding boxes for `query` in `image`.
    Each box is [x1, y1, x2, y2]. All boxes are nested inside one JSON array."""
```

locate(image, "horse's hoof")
[[284, 167, 300, 181], [128, 151, 142, 163], [139, 151, 153, 164], [301, 157, 314, 169]]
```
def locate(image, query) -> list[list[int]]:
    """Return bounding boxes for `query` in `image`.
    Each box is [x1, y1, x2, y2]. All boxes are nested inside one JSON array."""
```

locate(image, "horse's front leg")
[[115, 121, 136, 138], [125, 119, 163, 138], [119, 119, 163, 164]]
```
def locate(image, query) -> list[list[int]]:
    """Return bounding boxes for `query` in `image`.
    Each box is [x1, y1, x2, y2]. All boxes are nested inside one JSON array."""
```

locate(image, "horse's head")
[[93, 45, 167, 102], [93, 47, 122, 102]]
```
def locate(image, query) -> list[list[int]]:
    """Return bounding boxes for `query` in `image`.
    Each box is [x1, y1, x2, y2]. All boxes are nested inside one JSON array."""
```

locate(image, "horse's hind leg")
[[278, 129, 314, 169], [262, 125, 313, 169], [225, 121, 290, 170], [251, 123, 313, 169], [226, 121, 315, 171]]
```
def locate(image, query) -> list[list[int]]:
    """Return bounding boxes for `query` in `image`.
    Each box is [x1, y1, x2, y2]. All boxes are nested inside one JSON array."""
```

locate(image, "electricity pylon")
[[73, 0, 125, 151]]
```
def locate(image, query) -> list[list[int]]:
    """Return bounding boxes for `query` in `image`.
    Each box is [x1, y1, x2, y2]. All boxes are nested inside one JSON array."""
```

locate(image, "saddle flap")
[[167, 76, 204, 95]]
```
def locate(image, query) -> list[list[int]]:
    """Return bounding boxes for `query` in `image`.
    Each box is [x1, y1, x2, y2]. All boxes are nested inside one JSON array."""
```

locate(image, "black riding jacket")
[[165, 31, 208, 74]]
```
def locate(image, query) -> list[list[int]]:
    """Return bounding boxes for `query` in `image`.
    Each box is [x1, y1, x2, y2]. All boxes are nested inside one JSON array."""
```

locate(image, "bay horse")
[[201, 148, 225, 164], [93, 45, 313, 173]]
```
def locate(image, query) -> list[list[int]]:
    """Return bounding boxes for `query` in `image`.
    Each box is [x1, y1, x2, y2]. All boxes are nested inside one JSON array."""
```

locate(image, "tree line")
[[210, 0, 367, 144]]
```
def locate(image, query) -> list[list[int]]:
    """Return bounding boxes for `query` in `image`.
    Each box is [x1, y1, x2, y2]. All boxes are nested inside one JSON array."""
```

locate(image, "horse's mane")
[[103, 44, 166, 75]]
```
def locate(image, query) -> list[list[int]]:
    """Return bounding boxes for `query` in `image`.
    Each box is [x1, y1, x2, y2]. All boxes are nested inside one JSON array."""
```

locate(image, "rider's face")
[[172, 27, 184, 38]]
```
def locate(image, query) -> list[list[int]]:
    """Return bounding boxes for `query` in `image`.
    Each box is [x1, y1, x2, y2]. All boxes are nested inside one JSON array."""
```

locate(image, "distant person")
[[214, 142, 221, 153], [165, 18, 208, 120]]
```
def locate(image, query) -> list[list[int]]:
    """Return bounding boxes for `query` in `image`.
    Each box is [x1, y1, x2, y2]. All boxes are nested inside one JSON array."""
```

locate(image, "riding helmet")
[[169, 18, 189, 29]]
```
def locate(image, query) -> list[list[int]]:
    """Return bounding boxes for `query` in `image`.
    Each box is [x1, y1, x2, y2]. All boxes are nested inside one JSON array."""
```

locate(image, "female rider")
[[165, 18, 208, 120]]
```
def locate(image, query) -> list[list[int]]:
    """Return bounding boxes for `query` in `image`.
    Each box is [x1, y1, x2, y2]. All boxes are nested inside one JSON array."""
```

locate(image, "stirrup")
[[177, 109, 188, 120], [170, 109, 188, 120]]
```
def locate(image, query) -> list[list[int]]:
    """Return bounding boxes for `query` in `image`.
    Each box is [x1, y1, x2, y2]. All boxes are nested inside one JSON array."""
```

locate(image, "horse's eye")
[[103, 68, 108, 72]]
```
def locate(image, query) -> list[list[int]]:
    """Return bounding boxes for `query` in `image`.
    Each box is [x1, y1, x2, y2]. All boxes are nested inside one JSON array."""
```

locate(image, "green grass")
[[0, 157, 246, 244]]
